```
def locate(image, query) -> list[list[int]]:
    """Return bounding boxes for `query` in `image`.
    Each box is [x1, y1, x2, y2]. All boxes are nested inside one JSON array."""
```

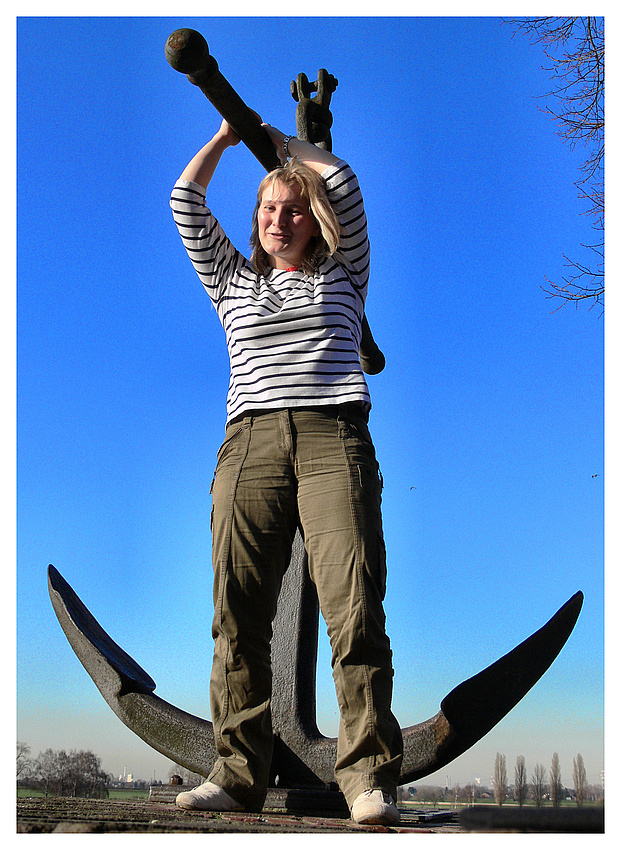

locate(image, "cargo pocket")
[[358, 461, 382, 497], [215, 425, 245, 469]]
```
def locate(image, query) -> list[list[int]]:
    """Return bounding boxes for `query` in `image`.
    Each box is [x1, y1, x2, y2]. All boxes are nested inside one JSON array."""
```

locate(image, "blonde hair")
[[250, 158, 340, 275]]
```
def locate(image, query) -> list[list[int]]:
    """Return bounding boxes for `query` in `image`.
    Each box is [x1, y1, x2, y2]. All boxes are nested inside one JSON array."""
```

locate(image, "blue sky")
[[15, 12, 605, 789]]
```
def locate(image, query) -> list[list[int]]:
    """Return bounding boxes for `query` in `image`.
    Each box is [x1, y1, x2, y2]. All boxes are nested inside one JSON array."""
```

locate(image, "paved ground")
[[16, 797, 463, 834], [16, 795, 604, 834]]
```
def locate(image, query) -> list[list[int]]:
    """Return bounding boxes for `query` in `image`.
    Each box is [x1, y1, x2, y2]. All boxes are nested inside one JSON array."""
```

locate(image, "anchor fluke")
[[48, 564, 218, 777], [48, 565, 155, 696], [441, 591, 584, 745], [398, 590, 584, 783]]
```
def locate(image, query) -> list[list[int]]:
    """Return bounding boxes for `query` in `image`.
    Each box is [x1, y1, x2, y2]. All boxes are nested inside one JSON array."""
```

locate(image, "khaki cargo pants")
[[207, 406, 403, 811]]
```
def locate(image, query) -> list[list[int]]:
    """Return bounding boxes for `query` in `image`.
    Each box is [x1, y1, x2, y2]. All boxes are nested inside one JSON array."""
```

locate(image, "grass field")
[[17, 788, 150, 800], [18, 788, 600, 809]]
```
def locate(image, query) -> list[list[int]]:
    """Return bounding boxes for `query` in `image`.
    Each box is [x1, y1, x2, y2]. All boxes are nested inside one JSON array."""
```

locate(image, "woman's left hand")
[[262, 123, 339, 174], [262, 124, 287, 165]]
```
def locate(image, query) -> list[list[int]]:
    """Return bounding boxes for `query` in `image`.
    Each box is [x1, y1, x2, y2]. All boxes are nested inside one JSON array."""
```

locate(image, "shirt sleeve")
[[321, 159, 370, 290], [170, 179, 247, 305]]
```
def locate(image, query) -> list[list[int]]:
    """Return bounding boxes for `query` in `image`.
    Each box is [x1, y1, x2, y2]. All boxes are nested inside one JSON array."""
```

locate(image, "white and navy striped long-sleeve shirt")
[[170, 159, 371, 423]]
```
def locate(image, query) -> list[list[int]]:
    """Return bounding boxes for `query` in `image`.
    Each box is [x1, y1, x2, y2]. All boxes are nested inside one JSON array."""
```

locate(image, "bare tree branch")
[[504, 17, 604, 312]]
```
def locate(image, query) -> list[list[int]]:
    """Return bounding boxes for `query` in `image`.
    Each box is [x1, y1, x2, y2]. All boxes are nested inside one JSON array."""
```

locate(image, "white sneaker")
[[351, 789, 400, 825], [175, 780, 245, 811]]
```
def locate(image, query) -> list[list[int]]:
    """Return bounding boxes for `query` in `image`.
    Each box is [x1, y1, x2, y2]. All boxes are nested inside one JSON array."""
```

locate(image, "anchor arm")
[[399, 590, 584, 783], [48, 560, 583, 787]]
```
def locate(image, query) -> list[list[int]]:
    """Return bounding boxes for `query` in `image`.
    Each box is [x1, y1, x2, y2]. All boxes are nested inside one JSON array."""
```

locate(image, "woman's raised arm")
[[261, 124, 340, 173], [178, 119, 241, 188]]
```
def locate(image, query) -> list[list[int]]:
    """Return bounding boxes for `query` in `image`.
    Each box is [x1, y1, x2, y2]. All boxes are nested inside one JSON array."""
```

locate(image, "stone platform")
[[17, 795, 603, 834], [16, 796, 463, 834]]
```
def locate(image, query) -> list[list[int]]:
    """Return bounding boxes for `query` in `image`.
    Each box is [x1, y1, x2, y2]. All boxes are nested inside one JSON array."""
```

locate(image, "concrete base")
[[149, 784, 349, 816]]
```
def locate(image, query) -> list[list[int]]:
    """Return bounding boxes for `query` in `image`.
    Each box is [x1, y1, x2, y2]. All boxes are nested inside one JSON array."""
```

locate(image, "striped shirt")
[[170, 159, 371, 423]]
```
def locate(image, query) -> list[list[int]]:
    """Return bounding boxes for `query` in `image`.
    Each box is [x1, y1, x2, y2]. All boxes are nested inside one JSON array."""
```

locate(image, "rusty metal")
[[291, 70, 338, 150]]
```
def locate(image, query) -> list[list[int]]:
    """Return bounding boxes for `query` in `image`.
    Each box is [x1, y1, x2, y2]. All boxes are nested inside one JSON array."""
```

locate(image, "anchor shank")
[[269, 530, 337, 785]]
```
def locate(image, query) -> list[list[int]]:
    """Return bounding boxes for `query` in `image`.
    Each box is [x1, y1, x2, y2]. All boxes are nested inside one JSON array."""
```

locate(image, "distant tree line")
[[17, 742, 111, 799], [504, 752, 593, 808], [18, 741, 599, 807], [402, 752, 601, 807]]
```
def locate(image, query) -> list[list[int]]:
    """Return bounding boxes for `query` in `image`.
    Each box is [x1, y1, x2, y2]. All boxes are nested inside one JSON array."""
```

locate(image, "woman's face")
[[257, 180, 319, 269]]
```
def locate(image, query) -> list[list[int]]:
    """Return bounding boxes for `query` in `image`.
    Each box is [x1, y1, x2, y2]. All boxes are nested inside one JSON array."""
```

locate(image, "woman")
[[169, 119, 403, 825]]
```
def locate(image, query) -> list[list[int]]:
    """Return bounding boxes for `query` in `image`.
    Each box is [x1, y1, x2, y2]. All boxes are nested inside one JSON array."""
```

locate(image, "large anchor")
[[48, 29, 584, 812]]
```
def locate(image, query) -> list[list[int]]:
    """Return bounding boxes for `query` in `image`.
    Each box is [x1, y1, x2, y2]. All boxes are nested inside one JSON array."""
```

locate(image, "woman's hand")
[[218, 109, 264, 148], [261, 123, 339, 172], [262, 124, 287, 165], [216, 118, 241, 148], [179, 119, 246, 188]]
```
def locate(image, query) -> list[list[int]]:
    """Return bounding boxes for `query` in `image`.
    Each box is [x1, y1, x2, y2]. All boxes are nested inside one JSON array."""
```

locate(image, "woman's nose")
[[273, 209, 287, 228]]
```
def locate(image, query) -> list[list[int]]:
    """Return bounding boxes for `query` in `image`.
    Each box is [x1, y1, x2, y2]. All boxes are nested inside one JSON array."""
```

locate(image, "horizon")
[[18, 738, 604, 793], [18, 744, 603, 795]]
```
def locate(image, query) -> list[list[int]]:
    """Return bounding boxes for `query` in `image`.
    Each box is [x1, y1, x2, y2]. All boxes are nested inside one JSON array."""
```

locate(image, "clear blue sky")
[[16, 13, 604, 789]]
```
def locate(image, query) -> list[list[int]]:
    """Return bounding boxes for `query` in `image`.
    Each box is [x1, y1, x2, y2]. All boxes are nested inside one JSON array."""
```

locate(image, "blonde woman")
[[169, 119, 402, 825]]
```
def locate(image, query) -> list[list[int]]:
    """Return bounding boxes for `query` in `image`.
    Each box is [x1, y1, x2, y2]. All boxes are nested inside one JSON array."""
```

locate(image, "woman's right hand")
[[216, 118, 241, 147], [178, 117, 251, 187]]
